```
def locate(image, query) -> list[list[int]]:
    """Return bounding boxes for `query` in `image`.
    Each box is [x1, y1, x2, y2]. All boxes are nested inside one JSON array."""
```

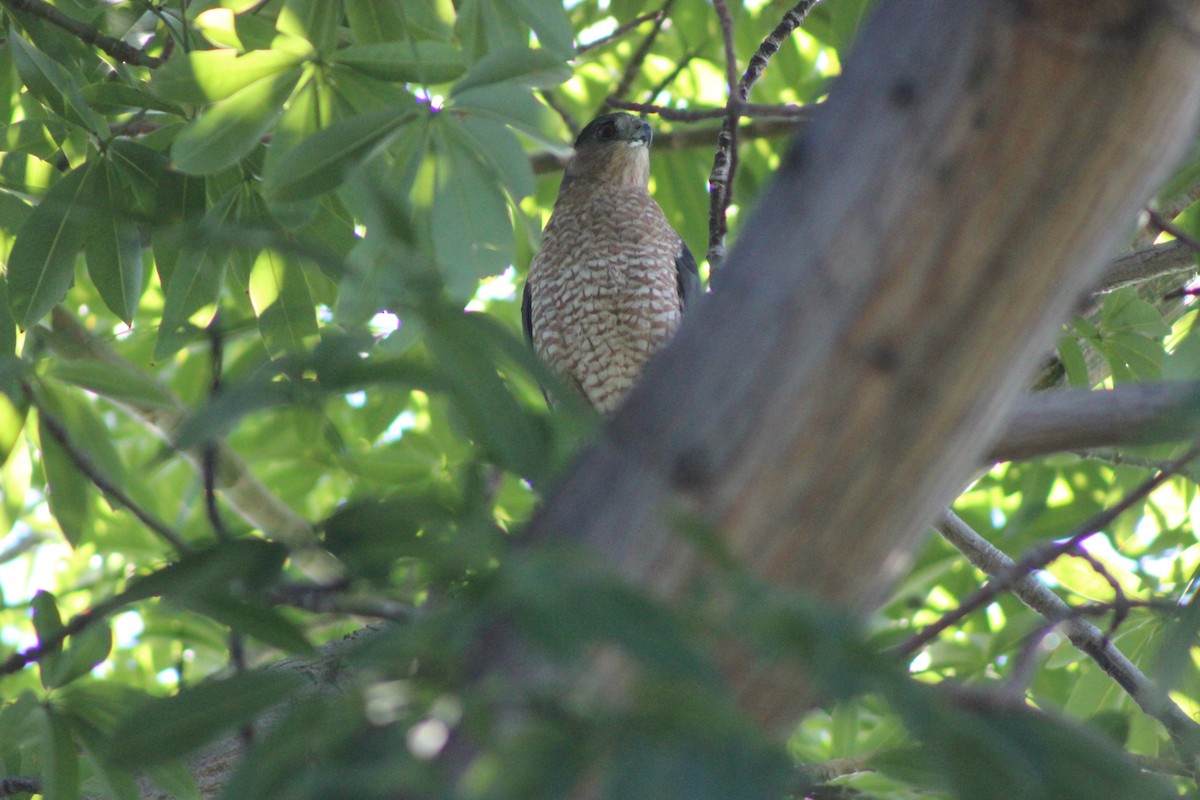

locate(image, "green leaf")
[[46, 360, 176, 412], [193, 6, 278, 50], [46, 621, 112, 689], [7, 164, 93, 329], [431, 124, 513, 298], [9, 32, 105, 133], [120, 539, 288, 605], [452, 83, 566, 149], [344, 0, 415, 43], [36, 704, 81, 800], [263, 105, 415, 201], [331, 40, 466, 83], [171, 69, 302, 174], [248, 249, 318, 356], [83, 160, 144, 323], [0, 273, 16, 358], [105, 671, 303, 768], [450, 46, 570, 95], [144, 761, 202, 800], [509, 0, 574, 54], [155, 189, 239, 360], [179, 592, 313, 654], [458, 116, 536, 201], [32, 590, 65, 688], [151, 48, 309, 105], [0, 119, 70, 159], [80, 82, 184, 115], [0, 391, 23, 466], [424, 309, 551, 478], [38, 411, 90, 546], [37, 378, 128, 488], [277, 0, 341, 53]]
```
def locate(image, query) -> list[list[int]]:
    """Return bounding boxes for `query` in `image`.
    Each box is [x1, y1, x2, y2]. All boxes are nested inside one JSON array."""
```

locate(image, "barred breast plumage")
[[522, 112, 700, 415]]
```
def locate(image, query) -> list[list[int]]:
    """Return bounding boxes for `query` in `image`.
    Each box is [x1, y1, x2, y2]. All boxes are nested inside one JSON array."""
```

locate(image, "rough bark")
[[526, 0, 1200, 728]]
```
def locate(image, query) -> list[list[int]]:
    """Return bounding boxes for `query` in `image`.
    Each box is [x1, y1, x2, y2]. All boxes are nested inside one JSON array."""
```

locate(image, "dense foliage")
[[1, 1, 1200, 798]]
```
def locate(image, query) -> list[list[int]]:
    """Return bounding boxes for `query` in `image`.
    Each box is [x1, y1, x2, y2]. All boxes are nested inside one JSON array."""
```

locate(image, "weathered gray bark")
[[526, 0, 1200, 727], [143, 1, 1200, 795]]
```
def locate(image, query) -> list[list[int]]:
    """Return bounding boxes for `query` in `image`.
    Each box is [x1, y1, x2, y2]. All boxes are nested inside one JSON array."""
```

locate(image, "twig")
[[577, 8, 665, 54], [46, 309, 323, 554], [30, 381, 192, 553], [931, 509, 1200, 760], [203, 317, 232, 543], [0, 600, 112, 676], [266, 582, 415, 622], [708, 0, 822, 270], [1099, 240, 1197, 293], [611, 0, 674, 102], [706, 0, 741, 272], [1147, 207, 1200, 253], [0, 0, 165, 67], [530, 117, 804, 174], [605, 97, 810, 122], [899, 440, 1200, 657], [538, 89, 579, 137], [644, 50, 699, 105]]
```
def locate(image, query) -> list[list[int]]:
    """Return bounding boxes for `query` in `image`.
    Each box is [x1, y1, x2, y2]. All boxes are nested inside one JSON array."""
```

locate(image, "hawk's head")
[[565, 112, 653, 187]]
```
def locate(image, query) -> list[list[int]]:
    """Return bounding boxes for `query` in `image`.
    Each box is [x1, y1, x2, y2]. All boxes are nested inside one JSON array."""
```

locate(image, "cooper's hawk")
[[522, 112, 700, 414]]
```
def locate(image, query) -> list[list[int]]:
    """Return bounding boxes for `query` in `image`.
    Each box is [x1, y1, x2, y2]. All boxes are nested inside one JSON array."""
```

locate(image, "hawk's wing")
[[521, 279, 533, 344], [676, 241, 701, 311]]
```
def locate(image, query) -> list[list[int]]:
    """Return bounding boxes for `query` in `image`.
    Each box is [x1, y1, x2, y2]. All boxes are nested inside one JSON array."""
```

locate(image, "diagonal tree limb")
[[990, 381, 1200, 463], [44, 309, 327, 563], [934, 509, 1200, 763], [0, 0, 165, 67]]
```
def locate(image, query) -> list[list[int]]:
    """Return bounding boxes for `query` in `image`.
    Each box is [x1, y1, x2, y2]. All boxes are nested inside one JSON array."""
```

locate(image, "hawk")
[[522, 112, 700, 414]]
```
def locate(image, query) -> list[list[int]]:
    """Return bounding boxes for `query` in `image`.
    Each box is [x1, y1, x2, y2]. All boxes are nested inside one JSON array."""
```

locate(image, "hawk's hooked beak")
[[631, 119, 652, 147]]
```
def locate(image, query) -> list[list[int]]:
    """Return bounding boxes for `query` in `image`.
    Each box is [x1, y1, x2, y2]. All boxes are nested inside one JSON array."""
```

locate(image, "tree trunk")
[[527, 0, 1200, 728]]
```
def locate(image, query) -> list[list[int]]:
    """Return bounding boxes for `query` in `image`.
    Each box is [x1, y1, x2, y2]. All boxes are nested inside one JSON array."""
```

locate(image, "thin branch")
[[801, 753, 877, 784], [898, 440, 1200, 657], [989, 381, 1200, 464], [31, 382, 192, 553], [1098, 239, 1197, 293], [0, 601, 110, 676], [605, 97, 811, 121], [610, 0, 674, 103], [577, 7, 665, 54], [644, 49, 699, 105], [266, 582, 416, 623], [46, 309, 324, 555], [0, 0, 165, 67], [203, 317, 233, 543], [708, 0, 822, 270], [1147, 207, 1200, 252], [538, 89, 579, 138], [933, 509, 1200, 760]]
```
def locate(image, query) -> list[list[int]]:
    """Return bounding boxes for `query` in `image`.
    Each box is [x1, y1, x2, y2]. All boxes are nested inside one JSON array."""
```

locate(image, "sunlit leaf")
[[151, 48, 309, 104], [171, 70, 302, 175]]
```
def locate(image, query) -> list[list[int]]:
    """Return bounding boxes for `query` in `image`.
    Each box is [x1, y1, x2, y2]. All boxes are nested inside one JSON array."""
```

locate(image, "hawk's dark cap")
[[574, 112, 653, 149]]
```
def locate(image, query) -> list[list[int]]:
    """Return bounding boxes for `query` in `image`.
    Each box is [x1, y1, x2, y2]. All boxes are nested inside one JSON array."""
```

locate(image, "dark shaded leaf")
[[105, 671, 303, 768], [332, 40, 465, 83], [263, 104, 416, 201], [450, 46, 570, 95], [7, 164, 92, 328]]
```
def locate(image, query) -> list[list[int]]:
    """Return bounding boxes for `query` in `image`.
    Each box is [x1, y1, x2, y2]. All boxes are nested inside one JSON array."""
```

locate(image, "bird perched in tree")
[[522, 112, 700, 414]]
